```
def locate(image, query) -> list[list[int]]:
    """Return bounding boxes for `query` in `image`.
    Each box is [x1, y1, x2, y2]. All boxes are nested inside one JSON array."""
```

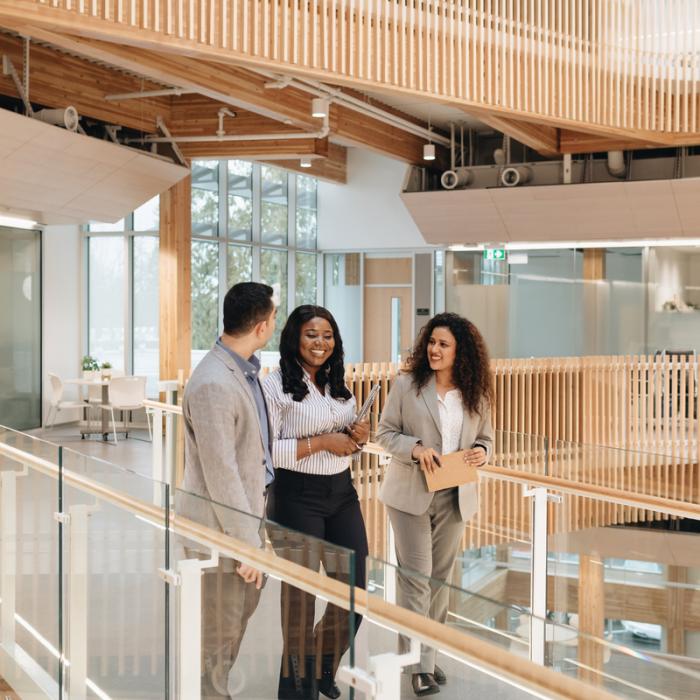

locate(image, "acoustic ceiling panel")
[[402, 177, 700, 245], [0, 108, 189, 225]]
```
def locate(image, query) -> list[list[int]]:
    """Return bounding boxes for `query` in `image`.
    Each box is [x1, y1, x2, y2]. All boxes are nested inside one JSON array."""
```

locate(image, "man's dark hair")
[[222, 282, 274, 336]]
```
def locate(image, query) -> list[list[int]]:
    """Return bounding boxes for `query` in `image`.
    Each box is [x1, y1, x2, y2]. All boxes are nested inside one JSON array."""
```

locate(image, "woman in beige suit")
[[376, 312, 493, 697]]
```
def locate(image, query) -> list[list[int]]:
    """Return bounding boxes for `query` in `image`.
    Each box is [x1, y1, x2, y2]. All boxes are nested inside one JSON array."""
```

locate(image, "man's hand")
[[236, 563, 265, 589], [463, 446, 488, 467], [411, 444, 442, 475]]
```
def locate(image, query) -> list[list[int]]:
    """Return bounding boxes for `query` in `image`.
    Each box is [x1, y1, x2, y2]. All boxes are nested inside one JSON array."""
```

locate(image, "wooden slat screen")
[[17, 0, 700, 138]]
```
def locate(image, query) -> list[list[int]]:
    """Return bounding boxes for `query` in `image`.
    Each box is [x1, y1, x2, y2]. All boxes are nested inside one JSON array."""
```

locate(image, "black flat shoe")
[[411, 673, 440, 697], [319, 653, 341, 698], [433, 665, 446, 685], [319, 677, 341, 699]]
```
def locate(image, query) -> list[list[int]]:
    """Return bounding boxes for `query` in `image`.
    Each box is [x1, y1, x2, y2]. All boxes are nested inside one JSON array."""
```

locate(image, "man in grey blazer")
[[181, 281, 276, 698]]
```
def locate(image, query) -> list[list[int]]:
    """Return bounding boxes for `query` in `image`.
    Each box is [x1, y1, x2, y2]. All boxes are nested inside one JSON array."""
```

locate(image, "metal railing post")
[[159, 551, 219, 700], [151, 407, 164, 506], [0, 468, 18, 651], [58, 504, 98, 700]]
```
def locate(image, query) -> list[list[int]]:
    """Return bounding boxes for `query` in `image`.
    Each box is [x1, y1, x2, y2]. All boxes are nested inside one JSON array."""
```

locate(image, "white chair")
[[100, 376, 152, 444], [45, 373, 88, 428]]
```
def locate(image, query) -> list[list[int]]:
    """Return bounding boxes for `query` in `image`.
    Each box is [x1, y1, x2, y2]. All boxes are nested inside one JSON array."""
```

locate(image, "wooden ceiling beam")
[[0, 33, 168, 131], [263, 143, 348, 184], [474, 113, 560, 157], [179, 137, 329, 161], [559, 129, 665, 154], [169, 95, 347, 181], [3, 24, 446, 166]]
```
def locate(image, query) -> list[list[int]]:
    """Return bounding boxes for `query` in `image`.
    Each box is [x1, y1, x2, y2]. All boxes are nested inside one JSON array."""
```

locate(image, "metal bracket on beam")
[[23, 37, 29, 100], [104, 125, 121, 144], [156, 116, 188, 167], [2, 55, 33, 116], [105, 87, 193, 101]]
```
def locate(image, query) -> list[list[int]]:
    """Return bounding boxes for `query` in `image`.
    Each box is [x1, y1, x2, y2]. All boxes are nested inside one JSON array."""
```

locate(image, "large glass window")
[[88, 237, 125, 369], [296, 176, 317, 249], [190, 159, 319, 362], [191, 240, 220, 365], [295, 252, 317, 306], [261, 165, 288, 245], [227, 244, 253, 287], [133, 196, 160, 232], [86, 199, 160, 396], [261, 248, 288, 350], [133, 236, 159, 396], [191, 161, 219, 236], [228, 161, 253, 241]]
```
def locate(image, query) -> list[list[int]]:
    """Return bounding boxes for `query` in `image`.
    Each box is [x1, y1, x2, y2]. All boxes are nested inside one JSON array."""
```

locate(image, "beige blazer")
[[376, 373, 493, 521], [180, 343, 270, 546]]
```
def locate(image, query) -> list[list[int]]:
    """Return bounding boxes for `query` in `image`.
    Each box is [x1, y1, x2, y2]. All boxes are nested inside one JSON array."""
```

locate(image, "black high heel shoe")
[[411, 672, 440, 697]]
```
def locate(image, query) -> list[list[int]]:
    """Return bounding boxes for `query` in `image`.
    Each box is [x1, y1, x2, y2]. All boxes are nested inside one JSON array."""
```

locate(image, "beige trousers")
[[200, 557, 263, 698], [386, 487, 465, 674]]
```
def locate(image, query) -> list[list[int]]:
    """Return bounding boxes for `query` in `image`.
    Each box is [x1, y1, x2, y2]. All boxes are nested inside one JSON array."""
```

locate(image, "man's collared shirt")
[[216, 338, 274, 486]]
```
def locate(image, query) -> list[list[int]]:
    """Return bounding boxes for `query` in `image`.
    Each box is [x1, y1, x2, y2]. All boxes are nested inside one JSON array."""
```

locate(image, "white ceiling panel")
[[401, 178, 700, 245], [0, 108, 189, 225]]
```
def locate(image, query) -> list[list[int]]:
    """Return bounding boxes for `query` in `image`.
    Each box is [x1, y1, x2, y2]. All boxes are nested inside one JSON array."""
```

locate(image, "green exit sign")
[[483, 248, 506, 261]]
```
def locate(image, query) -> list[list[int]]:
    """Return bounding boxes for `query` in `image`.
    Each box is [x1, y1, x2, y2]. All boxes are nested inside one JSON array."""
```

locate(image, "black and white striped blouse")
[[262, 368, 356, 476]]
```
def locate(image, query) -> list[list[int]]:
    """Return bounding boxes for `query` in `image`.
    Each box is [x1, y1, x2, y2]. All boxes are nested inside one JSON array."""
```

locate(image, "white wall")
[[318, 149, 426, 250], [43, 224, 82, 424]]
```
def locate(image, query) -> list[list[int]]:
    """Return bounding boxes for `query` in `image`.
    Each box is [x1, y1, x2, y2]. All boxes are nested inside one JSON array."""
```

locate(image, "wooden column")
[[159, 175, 192, 382], [666, 565, 687, 655], [583, 249, 606, 356], [583, 249, 606, 281], [578, 553, 605, 684]]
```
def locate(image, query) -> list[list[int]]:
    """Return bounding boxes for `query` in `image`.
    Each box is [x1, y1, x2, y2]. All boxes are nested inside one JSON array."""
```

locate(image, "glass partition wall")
[[0, 226, 41, 430], [441, 245, 700, 359]]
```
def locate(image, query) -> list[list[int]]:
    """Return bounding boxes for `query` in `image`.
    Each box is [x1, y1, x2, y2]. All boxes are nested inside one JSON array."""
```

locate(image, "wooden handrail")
[[143, 398, 182, 415]]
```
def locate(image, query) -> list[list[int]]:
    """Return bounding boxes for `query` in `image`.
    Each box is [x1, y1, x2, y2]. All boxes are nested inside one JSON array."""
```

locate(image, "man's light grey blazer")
[[181, 343, 269, 546], [376, 373, 493, 522]]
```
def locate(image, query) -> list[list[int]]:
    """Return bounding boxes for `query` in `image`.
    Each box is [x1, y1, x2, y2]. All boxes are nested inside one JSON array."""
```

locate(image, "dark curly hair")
[[409, 312, 494, 416], [279, 305, 352, 402]]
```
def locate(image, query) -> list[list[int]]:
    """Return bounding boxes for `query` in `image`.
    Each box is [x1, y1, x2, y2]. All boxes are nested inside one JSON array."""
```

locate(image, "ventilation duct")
[[500, 165, 532, 187], [607, 150, 627, 178], [441, 168, 473, 190], [34, 106, 79, 132]]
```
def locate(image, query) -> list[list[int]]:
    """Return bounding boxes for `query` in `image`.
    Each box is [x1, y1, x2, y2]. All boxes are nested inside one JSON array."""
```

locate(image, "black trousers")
[[267, 467, 368, 696]]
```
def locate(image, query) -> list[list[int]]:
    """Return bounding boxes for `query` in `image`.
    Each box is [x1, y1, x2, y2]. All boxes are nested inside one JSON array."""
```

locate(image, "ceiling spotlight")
[[423, 143, 436, 161], [311, 97, 329, 118], [300, 156, 312, 168]]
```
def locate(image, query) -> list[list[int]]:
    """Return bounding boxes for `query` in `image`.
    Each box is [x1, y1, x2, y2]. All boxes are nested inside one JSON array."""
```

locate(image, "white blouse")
[[262, 368, 357, 476], [436, 389, 464, 455]]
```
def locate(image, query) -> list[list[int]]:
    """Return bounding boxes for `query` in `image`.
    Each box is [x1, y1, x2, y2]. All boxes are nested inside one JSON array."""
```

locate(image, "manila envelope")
[[423, 450, 479, 493]]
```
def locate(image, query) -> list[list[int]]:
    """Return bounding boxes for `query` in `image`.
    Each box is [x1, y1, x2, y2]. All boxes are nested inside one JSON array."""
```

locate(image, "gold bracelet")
[[307, 436, 312, 457]]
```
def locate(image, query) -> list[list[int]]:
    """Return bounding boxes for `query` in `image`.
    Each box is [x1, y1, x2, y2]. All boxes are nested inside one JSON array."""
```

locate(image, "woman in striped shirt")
[[263, 305, 369, 700]]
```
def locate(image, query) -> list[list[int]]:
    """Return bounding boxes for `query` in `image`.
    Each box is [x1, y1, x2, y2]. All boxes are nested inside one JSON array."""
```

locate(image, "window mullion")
[[125, 233, 133, 375], [218, 159, 228, 334]]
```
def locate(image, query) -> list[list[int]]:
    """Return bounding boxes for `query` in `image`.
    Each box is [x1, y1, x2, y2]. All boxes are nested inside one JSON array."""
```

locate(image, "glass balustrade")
[[2, 420, 699, 699]]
